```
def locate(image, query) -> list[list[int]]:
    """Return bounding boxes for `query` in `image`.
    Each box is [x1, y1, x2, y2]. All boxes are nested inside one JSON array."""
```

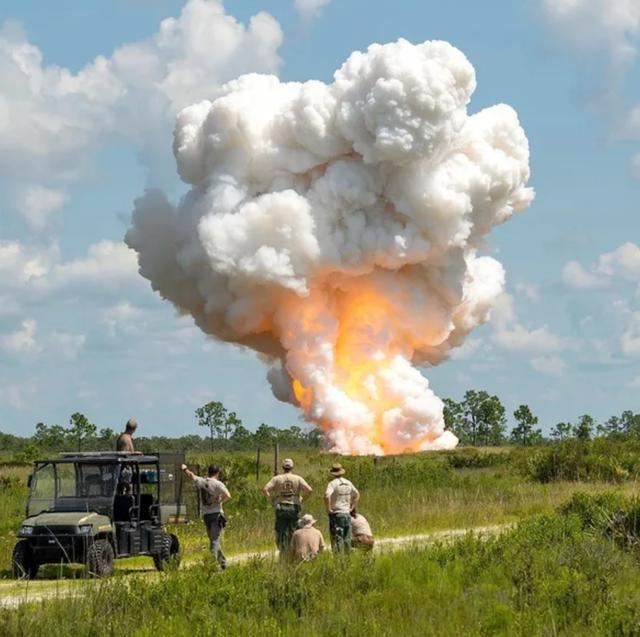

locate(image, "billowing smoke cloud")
[[126, 39, 534, 455]]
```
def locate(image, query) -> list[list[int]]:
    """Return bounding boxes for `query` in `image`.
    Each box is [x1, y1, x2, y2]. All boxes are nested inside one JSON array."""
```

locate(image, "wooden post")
[[273, 442, 279, 476], [256, 448, 261, 483]]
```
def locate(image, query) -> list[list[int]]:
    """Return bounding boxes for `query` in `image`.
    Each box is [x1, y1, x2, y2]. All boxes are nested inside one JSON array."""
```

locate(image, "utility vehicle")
[[12, 452, 186, 578]]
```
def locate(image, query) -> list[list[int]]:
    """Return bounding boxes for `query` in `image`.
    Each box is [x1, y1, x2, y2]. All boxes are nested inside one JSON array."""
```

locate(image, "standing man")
[[290, 514, 325, 562], [325, 463, 359, 554], [116, 418, 138, 452], [181, 463, 231, 570], [262, 458, 313, 558]]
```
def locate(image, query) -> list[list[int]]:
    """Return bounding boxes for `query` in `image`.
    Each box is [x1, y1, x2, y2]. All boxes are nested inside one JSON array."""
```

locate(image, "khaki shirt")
[[264, 473, 312, 505], [351, 513, 372, 537], [290, 527, 325, 560], [325, 478, 359, 513], [116, 432, 134, 452]]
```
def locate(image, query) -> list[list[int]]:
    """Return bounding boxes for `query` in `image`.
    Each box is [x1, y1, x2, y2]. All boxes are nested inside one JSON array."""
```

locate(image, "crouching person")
[[351, 509, 374, 550], [182, 463, 231, 569], [290, 514, 325, 561]]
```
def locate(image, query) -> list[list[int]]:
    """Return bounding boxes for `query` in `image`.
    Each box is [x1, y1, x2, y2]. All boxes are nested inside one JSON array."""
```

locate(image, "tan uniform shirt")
[[351, 513, 372, 537], [290, 527, 325, 560], [325, 478, 359, 513], [116, 432, 134, 452], [264, 473, 312, 505]]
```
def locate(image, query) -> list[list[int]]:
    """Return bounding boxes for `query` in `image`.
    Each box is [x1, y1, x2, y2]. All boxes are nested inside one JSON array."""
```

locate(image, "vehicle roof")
[[36, 452, 160, 464]]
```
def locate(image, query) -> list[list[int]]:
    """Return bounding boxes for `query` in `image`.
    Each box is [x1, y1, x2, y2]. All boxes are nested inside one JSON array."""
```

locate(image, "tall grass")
[[3, 511, 640, 636], [2, 449, 639, 570]]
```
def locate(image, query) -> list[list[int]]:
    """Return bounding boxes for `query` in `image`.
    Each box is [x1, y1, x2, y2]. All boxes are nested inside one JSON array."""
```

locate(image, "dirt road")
[[0, 523, 512, 609]]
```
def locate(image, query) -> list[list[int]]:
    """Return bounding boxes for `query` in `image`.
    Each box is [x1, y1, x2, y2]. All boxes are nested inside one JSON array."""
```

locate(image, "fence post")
[[273, 442, 279, 476], [256, 448, 261, 483]]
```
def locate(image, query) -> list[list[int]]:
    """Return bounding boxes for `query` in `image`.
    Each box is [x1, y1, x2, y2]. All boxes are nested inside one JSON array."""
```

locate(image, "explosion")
[[125, 39, 534, 455]]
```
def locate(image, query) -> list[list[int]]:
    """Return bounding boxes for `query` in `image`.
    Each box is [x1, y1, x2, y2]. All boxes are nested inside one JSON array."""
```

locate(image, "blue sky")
[[0, 0, 638, 439]]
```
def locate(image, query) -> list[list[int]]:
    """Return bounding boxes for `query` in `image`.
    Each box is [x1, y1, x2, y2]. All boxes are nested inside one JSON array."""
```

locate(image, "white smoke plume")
[[126, 39, 534, 455]]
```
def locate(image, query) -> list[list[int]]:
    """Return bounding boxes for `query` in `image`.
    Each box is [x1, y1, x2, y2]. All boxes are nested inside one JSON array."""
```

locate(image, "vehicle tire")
[[12, 540, 39, 579], [153, 533, 180, 572], [86, 539, 115, 578]]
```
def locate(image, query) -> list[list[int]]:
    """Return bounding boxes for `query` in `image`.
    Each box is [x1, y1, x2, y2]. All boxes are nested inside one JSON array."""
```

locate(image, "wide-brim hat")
[[299, 514, 317, 527], [329, 463, 345, 476]]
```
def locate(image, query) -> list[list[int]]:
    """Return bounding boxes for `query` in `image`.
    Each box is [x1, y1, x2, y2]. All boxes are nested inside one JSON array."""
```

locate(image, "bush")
[[443, 449, 511, 469], [521, 439, 640, 483], [561, 492, 640, 555]]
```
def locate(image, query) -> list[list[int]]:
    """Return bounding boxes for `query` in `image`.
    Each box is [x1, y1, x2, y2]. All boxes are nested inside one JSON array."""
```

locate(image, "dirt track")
[[0, 523, 512, 609]]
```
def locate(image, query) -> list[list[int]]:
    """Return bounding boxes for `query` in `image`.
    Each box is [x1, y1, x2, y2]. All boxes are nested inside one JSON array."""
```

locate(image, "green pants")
[[275, 503, 300, 555], [329, 512, 352, 554]]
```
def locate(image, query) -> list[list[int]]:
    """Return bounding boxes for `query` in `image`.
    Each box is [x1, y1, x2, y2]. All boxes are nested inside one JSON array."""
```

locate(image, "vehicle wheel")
[[153, 533, 180, 572], [86, 539, 114, 578], [12, 540, 39, 579]]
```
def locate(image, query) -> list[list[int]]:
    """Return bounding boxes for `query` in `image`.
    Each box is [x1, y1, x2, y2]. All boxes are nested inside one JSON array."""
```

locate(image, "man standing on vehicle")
[[262, 458, 312, 558], [325, 463, 359, 554], [181, 463, 231, 570], [116, 418, 138, 452]]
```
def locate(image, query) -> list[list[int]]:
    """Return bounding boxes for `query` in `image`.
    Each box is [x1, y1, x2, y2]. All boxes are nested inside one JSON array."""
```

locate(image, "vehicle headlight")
[[78, 525, 93, 535], [19, 525, 34, 536]]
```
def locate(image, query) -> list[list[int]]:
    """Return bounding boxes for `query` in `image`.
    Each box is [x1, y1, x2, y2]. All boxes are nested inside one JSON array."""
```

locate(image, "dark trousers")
[[203, 512, 227, 569], [329, 512, 352, 554], [275, 503, 300, 556]]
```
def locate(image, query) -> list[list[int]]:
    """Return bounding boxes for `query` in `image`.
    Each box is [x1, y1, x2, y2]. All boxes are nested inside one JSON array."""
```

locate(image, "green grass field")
[[2, 445, 640, 635]]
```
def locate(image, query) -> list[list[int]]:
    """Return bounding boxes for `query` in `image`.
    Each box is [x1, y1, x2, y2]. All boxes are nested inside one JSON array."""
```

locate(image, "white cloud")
[[450, 337, 483, 361], [48, 331, 85, 361], [42, 241, 139, 292], [0, 240, 50, 285], [630, 376, 640, 387], [542, 1, 640, 175], [562, 260, 609, 289], [596, 242, 640, 281], [621, 311, 640, 356], [491, 293, 566, 354], [0, 380, 36, 409], [103, 301, 145, 339], [0, 318, 41, 358], [294, 0, 331, 22], [494, 324, 566, 354], [542, 0, 640, 66], [18, 186, 68, 232], [515, 280, 540, 300], [0, 0, 283, 225], [531, 355, 567, 376]]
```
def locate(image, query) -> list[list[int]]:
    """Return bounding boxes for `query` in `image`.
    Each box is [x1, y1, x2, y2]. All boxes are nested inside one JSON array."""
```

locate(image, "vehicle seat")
[[114, 494, 134, 522], [85, 474, 102, 497], [139, 493, 154, 521]]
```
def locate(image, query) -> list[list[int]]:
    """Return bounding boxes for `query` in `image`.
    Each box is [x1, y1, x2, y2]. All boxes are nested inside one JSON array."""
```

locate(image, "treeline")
[[2, 393, 639, 462], [443, 389, 639, 447], [0, 401, 324, 462]]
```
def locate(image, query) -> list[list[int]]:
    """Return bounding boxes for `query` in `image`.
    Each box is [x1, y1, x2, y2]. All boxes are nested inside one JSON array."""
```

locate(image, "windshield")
[[28, 462, 119, 516]]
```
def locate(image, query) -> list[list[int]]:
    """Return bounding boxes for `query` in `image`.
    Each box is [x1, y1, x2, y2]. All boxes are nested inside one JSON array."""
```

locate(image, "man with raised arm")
[[181, 463, 231, 570]]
